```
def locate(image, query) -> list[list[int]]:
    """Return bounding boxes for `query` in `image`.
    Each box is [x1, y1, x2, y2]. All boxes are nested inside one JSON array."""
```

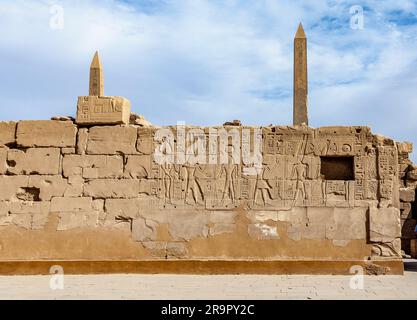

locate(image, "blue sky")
[[1, 0, 417, 158]]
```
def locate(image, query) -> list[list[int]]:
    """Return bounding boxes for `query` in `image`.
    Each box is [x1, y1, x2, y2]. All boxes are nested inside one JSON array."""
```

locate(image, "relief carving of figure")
[[254, 165, 272, 206], [184, 164, 204, 205], [292, 160, 309, 202], [221, 161, 238, 203], [161, 163, 174, 202]]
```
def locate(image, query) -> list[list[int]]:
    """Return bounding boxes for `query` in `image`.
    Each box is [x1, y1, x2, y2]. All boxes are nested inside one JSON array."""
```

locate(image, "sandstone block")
[[209, 223, 236, 236], [7, 148, 60, 175], [57, 211, 99, 231], [287, 223, 325, 240], [61, 147, 75, 154], [51, 197, 92, 212], [168, 211, 209, 241], [84, 179, 140, 198], [104, 199, 140, 220], [76, 96, 131, 125], [0, 176, 29, 201], [326, 208, 366, 240], [28, 175, 68, 201], [63, 155, 123, 178], [77, 128, 88, 155], [124, 155, 153, 178], [369, 207, 401, 243], [210, 211, 236, 224], [0, 148, 7, 174], [86, 126, 138, 154], [247, 211, 277, 223], [16, 120, 76, 147], [248, 223, 279, 240], [400, 188, 415, 202], [0, 201, 50, 230], [166, 242, 187, 258], [132, 218, 158, 242], [0, 122, 16, 146], [397, 141, 413, 154], [64, 175, 84, 197]]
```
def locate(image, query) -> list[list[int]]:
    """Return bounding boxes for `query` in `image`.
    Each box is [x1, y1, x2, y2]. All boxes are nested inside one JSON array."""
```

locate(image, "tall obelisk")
[[293, 23, 308, 126], [89, 51, 104, 96]]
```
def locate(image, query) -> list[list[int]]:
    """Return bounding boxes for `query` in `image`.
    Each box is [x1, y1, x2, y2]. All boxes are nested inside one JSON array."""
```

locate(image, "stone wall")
[[0, 120, 409, 267], [397, 142, 417, 255]]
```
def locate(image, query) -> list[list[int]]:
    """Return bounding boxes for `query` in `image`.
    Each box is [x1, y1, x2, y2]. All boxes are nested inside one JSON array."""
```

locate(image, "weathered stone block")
[[0, 201, 50, 230], [0, 176, 29, 201], [76, 96, 131, 125], [209, 223, 236, 236], [51, 197, 92, 212], [397, 141, 413, 154], [400, 188, 415, 202], [86, 126, 138, 154], [7, 148, 60, 175], [210, 211, 236, 224], [124, 155, 153, 178], [0, 122, 16, 146], [325, 208, 366, 240], [61, 147, 75, 154], [248, 223, 279, 240], [57, 211, 99, 231], [63, 155, 123, 178], [166, 242, 188, 258], [369, 207, 401, 243], [64, 175, 84, 197], [287, 223, 325, 240], [104, 199, 140, 220], [132, 218, 158, 242], [28, 175, 68, 201], [247, 211, 277, 223], [84, 179, 140, 198], [77, 128, 88, 155], [0, 148, 7, 174], [16, 120, 77, 147], [168, 211, 209, 241]]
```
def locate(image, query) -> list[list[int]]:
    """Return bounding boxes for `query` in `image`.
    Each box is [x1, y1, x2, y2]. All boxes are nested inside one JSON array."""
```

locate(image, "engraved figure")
[[221, 161, 238, 203], [161, 163, 173, 201], [292, 160, 309, 202], [254, 165, 272, 206], [184, 164, 204, 205]]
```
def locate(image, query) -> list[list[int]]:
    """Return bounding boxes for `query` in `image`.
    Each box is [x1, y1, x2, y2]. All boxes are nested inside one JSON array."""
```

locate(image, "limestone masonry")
[[0, 25, 415, 275]]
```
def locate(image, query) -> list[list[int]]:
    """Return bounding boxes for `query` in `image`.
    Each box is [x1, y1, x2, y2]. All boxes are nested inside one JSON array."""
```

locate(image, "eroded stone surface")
[[86, 126, 137, 154], [63, 155, 123, 178], [369, 207, 401, 243], [0, 122, 16, 146], [7, 148, 61, 175], [16, 121, 76, 147]]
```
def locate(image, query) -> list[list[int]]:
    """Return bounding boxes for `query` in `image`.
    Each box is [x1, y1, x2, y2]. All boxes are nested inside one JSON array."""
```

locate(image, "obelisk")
[[293, 23, 308, 126], [89, 51, 104, 96]]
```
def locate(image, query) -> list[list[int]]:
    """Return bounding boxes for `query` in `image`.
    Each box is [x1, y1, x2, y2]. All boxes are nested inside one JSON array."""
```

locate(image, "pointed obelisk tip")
[[295, 22, 306, 39], [90, 51, 102, 69], [89, 51, 104, 96]]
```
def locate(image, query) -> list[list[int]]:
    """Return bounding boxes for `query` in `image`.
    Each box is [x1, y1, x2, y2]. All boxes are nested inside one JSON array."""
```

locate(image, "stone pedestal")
[[76, 96, 131, 125]]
